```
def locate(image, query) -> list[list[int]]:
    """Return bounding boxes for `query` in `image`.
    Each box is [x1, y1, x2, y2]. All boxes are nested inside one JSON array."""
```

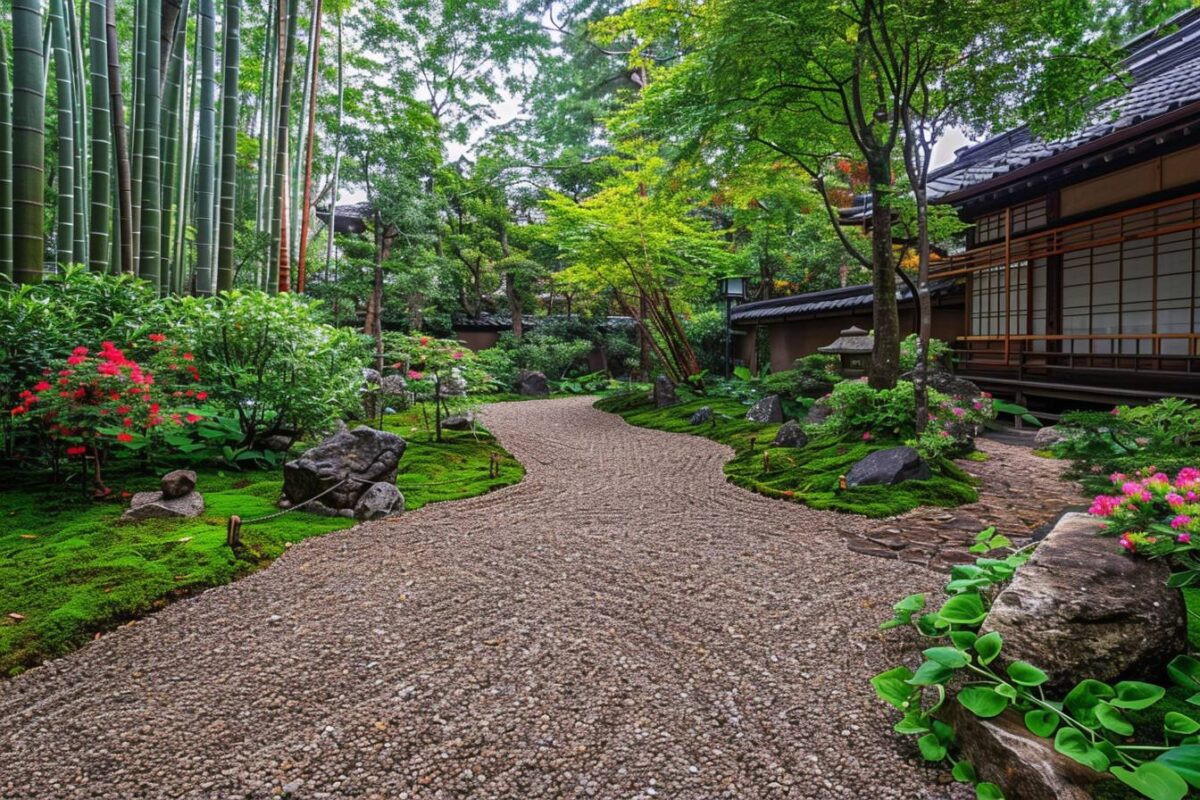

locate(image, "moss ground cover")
[[594, 392, 977, 518], [0, 404, 522, 677]]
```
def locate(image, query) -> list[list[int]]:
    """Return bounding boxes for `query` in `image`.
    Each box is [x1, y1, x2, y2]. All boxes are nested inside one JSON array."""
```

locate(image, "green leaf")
[[1156, 745, 1200, 789], [1065, 679, 1116, 728], [1110, 762, 1188, 800], [1166, 712, 1200, 737], [1096, 702, 1134, 736], [872, 667, 916, 710], [908, 660, 955, 687], [946, 577, 994, 592], [1053, 727, 1110, 772], [949, 631, 978, 651], [937, 593, 988, 626], [1024, 709, 1059, 737], [1007, 661, 1049, 687], [917, 733, 947, 761], [975, 631, 1002, 665], [1169, 655, 1200, 692], [975, 782, 1005, 800], [988, 534, 1013, 550], [923, 647, 970, 669], [1187, 692, 1200, 707], [974, 527, 997, 544], [958, 686, 1009, 718], [1112, 681, 1167, 710], [951, 760, 977, 783], [894, 713, 931, 735], [994, 683, 1018, 700]]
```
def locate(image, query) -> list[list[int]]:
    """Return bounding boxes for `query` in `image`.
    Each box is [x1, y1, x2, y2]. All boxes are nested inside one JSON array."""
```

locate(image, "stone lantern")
[[818, 326, 874, 379]]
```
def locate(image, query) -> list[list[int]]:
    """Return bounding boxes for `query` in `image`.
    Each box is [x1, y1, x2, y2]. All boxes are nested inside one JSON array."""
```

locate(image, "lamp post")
[[718, 276, 747, 378]]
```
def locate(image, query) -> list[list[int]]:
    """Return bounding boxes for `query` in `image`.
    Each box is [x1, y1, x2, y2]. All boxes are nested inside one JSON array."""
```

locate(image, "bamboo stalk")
[[268, 0, 299, 293], [130, 0, 145, 273], [194, 0, 216, 294], [137, 0, 163, 289], [159, 7, 185, 291], [0, 35, 13, 280], [295, 0, 322, 293], [105, 0, 132, 274], [215, 0, 241, 291], [322, 7, 342, 283], [65, 0, 87, 266], [49, 0, 75, 267], [87, 0, 111, 272]]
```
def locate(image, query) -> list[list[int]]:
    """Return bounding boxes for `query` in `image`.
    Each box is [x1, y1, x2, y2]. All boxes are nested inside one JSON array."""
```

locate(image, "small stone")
[[353, 482, 404, 521], [440, 413, 474, 431], [122, 491, 205, 522], [772, 420, 808, 448], [689, 406, 712, 425], [516, 370, 549, 397], [160, 469, 197, 499], [652, 375, 678, 408], [745, 395, 784, 424]]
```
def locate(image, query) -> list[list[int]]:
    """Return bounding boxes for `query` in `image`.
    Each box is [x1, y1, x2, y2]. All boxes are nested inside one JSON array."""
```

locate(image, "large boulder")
[[746, 394, 784, 424], [772, 420, 808, 448], [689, 406, 713, 426], [901, 364, 981, 400], [122, 490, 204, 522], [845, 446, 931, 487], [353, 482, 405, 521], [653, 374, 678, 408], [160, 469, 196, 499], [982, 512, 1187, 694], [282, 426, 406, 512], [517, 370, 549, 398]]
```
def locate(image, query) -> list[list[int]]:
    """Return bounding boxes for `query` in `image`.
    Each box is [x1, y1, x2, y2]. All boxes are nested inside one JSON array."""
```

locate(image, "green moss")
[[595, 393, 978, 518], [0, 404, 522, 677], [964, 450, 990, 462]]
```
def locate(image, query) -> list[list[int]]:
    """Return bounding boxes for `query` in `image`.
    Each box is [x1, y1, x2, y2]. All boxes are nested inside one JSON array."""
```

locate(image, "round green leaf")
[[1006, 660, 1048, 687], [1112, 681, 1167, 710], [917, 733, 947, 762], [908, 659, 955, 687], [1166, 712, 1200, 737], [1169, 655, 1200, 692], [1095, 702, 1134, 737], [995, 683, 1018, 700], [951, 760, 977, 783], [958, 686, 1010, 719], [1111, 762, 1188, 800], [1156, 745, 1200, 789], [924, 646, 970, 669], [937, 593, 988, 626], [1054, 727, 1110, 773], [974, 631, 1002, 665], [871, 666, 916, 710], [1024, 709, 1059, 738]]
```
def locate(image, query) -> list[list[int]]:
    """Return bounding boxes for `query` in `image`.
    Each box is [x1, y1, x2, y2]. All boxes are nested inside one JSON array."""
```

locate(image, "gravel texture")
[[0, 397, 966, 799]]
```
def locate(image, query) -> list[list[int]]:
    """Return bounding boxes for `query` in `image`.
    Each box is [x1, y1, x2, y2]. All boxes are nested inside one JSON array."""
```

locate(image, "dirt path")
[[0, 397, 964, 800]]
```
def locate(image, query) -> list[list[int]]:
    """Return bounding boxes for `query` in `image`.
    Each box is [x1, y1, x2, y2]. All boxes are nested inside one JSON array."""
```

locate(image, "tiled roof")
[[730, 278, 962, 324], [928, 8, 1200, 202]]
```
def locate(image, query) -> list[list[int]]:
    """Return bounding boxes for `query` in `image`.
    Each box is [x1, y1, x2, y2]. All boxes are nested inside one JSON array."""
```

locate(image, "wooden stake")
[[226, 514, 241, 548]]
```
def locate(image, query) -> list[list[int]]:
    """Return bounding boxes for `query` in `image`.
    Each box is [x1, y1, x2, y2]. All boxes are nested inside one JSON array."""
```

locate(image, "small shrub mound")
[[594, 392, 977, 518]]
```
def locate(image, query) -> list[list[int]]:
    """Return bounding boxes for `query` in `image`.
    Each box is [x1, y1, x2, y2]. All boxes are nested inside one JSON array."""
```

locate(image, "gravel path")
[[0, 397, 963, 800]]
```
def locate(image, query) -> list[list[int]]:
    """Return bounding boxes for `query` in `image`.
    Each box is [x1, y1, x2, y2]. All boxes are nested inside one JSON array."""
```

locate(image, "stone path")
[[844, 438, 1084, 570], [0, 397, 970, 800]]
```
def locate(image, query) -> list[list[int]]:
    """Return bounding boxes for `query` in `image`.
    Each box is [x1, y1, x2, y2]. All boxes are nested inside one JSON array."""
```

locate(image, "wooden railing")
[[952, 333, 1200, 377]]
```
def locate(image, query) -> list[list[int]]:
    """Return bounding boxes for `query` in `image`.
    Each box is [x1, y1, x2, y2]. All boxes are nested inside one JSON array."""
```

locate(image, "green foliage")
[[759, 354, 841, 402], [682, 308, 729, 375], [1055, 399, 1200, 487], [593, 392, 977, 517], [899, 334, 951, 373]]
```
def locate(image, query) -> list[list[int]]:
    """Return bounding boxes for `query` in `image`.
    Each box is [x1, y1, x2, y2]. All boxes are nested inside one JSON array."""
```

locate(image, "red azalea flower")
[[66, 445, 87, 456], [185, 413, 202, 424], [72, 346, 89, 356], [34, 381, 51, 392], [149, 333, 166, 343], [122, 417, 133, 427], [171, 413, 183, 425], [196, 391, 207, 401], [116, 432, 134, 443], [116, 405, 131, 414], [11, 405, 26, 416], [182, 352, 194, 361], [66, 355, 85, 366], [185, 389, 195, 397]]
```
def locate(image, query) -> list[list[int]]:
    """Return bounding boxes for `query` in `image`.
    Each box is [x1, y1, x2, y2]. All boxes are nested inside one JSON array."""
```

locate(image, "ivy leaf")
[[1007, 661, 1049, 687], [1111, 681, 1166, 710], [1169, 655, 1200, 692], [974, 631, 1002, 665], [1166, 712, 1200, 737], [917, 733, 947, 761], [958, 686, 1009, 718], [908, 660, 955, 687], [937, 593, 987, 626], [1024, 709, 1059, 738], [1053, 727, 1110, 772], [951, 760, 977, 783], [1156, 745, 1200, 789], [1110, 762, 1188, 800], [975, 782, 1005, 800], [1095, 702, 1134, 737], [872, 667, 916, 710], [923, 646, 970, 669]]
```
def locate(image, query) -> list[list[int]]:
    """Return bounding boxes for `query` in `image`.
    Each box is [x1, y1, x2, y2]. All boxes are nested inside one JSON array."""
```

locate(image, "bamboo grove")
[[0, 0, 335, 294]]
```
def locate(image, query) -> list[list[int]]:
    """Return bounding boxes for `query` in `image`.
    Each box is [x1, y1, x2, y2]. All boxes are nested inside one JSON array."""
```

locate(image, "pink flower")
[[452, 351, 464, 360], [1122, 482, 1144, 497], [1111, 407, 1121, 416], [972, 400, 983, 411], [1119, 533, 1136, 552], [1110, 472, 1127, 484], [1172, 515, 1192, 530], [861, 431, 871, 442], [1180, 533, 1192, 544], [1088, 494, 1124, 517], [1167, 493, 1186, 508], [408, 370, 423, 381], [952, 407, 965, 418]]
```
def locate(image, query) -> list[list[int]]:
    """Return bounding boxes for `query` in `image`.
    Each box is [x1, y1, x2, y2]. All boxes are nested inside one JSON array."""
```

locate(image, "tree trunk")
[[295, 0, 323, 293], [267, 0, 298, 293], [49, 0, 75, 266], [867, 157, 899, 389]]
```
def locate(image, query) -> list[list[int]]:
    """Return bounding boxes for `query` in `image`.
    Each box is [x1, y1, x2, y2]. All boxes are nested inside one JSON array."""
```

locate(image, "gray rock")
[[983, 512, 1187, 694], [845, 446, 931, 486], [745, 394, 784, 424], [379, 374, 407, 395], [945, 705, 1100, 800], [259, 434, 294, 452], [653, 375, 678, 408], [517, 370, 549, 398], [804, 399, 833, 426], [1033, 425, 1070, 449], [772, 420, 808, 448], [689, 406, 713, 426], [122, 490, 204, 522], [282, 426, 407, 512], [362, 368, 382, 386], [440, 413, 474, 431], [353, 482, 405, 521], [901, 364, 981, 400], [160, 469, 196, 499]]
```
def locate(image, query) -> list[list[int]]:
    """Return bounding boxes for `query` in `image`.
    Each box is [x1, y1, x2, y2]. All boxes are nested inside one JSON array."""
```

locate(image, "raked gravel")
[[0, 396, 968, 799]]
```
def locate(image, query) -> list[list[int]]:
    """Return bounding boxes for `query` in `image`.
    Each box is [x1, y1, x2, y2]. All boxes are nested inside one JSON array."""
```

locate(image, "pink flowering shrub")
[[1088, 466, 1200, 585]]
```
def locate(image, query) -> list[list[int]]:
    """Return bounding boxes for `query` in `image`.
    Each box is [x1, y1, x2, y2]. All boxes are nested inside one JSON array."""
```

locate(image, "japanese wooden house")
[[928, 8, 1200, 407]]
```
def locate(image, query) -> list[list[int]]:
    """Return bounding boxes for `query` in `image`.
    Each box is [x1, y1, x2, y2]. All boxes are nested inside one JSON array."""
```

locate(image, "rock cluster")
[[281, 426, 407, 520], [122, 469, 204, 522]]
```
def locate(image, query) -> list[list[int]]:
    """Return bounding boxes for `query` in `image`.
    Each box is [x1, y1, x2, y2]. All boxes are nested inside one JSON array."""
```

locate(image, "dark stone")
[[653, 375, 678, 408], [845, 446, 931, 487], [441, 413, 474, 431], [745, 394, 784, 424], [260, 435, 294, 453], [902, 364, 981, 400], [803, 399, 833, 426], [379, 374, 407, 395], [362, 367, 382, 386], [353, 482, 405, 521], [772, 420, 808, 448], [122, 490, 204, 522], [160, 469, 196, 499], [517, 370, 549, 397], [689, 406, 713, 426], [982, 512, 1187, 694], [282, 426, 407, 512], [945, 705, 1101, 800]]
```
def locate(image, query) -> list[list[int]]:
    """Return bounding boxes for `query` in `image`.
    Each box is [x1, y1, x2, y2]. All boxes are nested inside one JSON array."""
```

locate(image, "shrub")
[[899, 333, 952, 373], [683, 308, 728, 374], [759, 354, 841, 401], [1054, 398, 1200, 484], [167, 291, 367, 447]]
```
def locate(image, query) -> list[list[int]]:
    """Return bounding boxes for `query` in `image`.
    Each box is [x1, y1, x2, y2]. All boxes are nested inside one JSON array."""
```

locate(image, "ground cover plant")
[[0, 403, 522, 678], [594, 390, 977, 517]]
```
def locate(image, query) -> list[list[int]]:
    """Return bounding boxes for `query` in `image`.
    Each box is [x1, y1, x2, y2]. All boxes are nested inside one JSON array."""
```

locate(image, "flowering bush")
[[384, 333, 476, 440], [9, 337, 204, 493], [1088, 466, 1200, 587]]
